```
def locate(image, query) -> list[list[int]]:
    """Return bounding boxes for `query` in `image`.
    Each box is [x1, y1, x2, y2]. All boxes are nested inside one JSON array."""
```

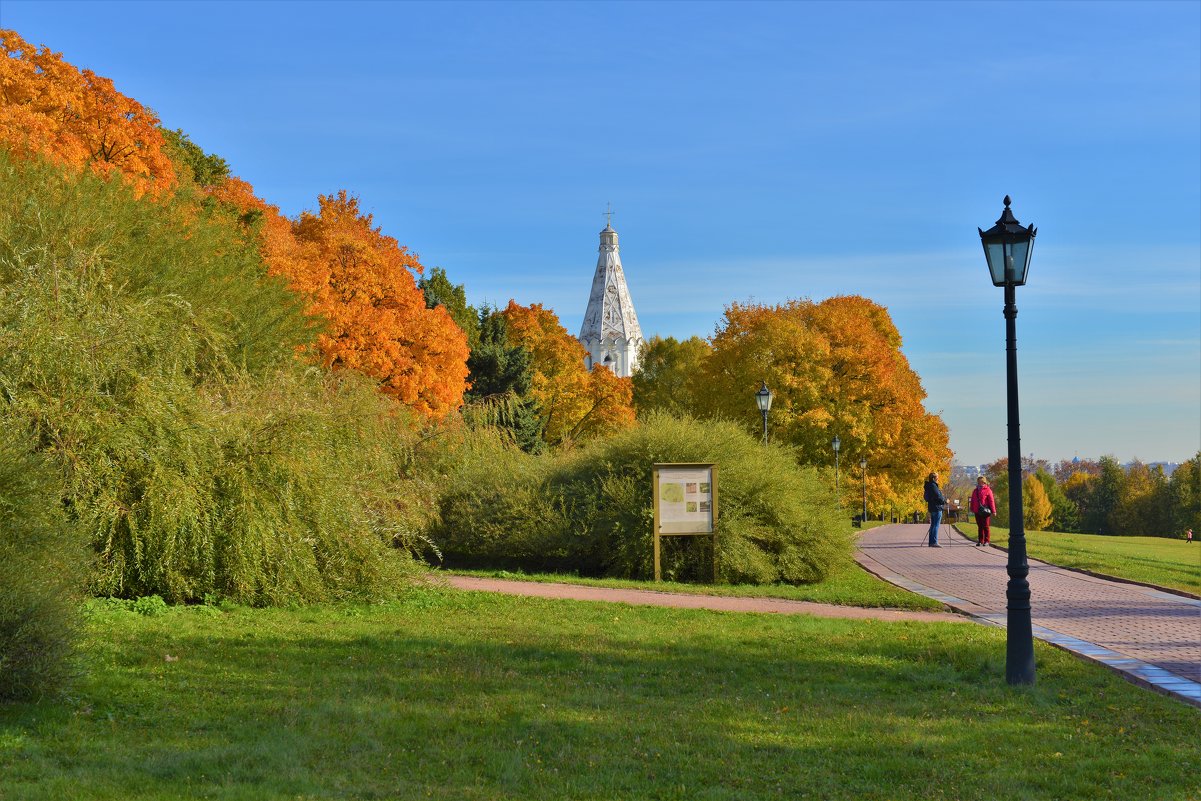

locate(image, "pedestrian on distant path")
[[1188, 528, 1194, 544], [924, 472, 946, 547], [970, 476, 996, 546]]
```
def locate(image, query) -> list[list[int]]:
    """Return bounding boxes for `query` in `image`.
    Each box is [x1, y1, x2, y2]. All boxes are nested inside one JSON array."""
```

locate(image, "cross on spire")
[[604, 202, 614, 228]]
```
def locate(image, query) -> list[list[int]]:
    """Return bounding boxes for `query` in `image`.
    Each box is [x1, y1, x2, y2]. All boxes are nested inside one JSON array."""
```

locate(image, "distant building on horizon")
[[578, 216, 643, 379]]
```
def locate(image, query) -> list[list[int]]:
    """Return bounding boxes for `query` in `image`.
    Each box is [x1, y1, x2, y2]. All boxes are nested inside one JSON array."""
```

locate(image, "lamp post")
[[832, 435, 841, 493], [754, 380, 773, 445], [859, 457, 867, 522], [979, 194, 1038, 686]]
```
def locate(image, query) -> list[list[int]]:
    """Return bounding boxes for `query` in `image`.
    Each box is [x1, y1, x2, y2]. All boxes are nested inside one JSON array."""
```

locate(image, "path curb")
[[860, 525, 1201, 709]]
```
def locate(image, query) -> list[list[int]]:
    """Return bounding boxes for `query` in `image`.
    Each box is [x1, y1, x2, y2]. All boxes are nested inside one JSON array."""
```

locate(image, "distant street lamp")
[[832, 435, 841, 493], [754, 380, 773, 445], [859, 457, 867, 522], [979, 194, 1038, 686]]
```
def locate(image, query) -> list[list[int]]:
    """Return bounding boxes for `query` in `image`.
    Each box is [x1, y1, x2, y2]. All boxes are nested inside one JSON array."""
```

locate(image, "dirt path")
[[443, 575, 966, 623]]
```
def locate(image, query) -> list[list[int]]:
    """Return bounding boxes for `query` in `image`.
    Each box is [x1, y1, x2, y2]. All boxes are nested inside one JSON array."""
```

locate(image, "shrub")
[[426, 426, 566, 570], [433, 413, 853, 584], [0, 428, 86, 701], [130, 595, 169, 617]]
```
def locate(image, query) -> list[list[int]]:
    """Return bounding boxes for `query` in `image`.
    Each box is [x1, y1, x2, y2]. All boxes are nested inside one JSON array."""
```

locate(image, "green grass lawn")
[[442, 561, 946, 611], [955, 524, 1201, 596], [2, 591, 1197, 800]]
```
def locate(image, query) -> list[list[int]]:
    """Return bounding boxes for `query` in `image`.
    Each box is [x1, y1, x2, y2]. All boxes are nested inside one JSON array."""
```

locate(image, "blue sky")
[[5, 0, 1199, 466]]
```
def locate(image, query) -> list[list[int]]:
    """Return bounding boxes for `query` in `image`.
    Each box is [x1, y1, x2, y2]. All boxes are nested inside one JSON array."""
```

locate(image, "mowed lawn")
[[2, 589, 1197, 801], [960, 524, 1201, 596]]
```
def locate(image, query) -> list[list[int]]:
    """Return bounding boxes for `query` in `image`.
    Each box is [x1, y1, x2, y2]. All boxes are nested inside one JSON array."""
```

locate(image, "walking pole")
[[917, 511, 936, 547]]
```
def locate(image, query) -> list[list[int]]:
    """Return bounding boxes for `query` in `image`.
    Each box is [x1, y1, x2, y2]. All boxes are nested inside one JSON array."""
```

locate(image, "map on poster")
[[655, 465, 714, 533]]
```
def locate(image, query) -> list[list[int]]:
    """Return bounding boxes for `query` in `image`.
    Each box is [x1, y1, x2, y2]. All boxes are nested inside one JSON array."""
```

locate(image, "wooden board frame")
[[651, 463, 718, 582]]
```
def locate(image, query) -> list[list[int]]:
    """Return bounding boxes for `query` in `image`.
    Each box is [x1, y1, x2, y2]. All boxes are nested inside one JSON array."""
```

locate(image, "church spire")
[[579, 211, 643, 378]]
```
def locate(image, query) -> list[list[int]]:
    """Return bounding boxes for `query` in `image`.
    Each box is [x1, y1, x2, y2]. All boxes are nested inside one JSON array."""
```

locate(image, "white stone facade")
[[579, 223, 643, 379]]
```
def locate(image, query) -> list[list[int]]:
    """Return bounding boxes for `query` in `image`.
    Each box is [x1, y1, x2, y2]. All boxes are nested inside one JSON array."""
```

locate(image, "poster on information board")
[[652, 463, 718, 581], [653, 464, 717, 534]]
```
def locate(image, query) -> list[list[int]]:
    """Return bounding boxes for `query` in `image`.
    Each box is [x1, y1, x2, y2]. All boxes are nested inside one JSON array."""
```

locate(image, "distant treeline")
[[947, 456, 1200, 537]]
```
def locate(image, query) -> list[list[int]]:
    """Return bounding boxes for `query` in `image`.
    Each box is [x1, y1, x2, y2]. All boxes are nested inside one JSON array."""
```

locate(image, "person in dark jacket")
[[923, 471, 946, 547]]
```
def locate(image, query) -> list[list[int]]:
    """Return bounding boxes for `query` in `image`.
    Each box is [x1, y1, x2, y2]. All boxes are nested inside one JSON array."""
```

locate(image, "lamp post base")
[[1006, 581, 1036, 685]]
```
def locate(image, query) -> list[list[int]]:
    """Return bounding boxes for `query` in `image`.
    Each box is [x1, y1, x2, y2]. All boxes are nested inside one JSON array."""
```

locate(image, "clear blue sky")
[[5, 0, 1199, 466]]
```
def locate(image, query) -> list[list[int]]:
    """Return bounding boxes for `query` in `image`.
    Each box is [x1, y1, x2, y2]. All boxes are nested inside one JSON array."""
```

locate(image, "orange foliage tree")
[[500, 301, 634, 445], [0, 29, 176, 198], [209, 180, 469, 419], [290, 191, 469, 418], [697, 296, 950, 513]]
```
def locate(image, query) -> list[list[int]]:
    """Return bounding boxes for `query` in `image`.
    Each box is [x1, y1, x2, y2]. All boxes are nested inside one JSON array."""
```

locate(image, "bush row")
[[432, 413, 853, 584]]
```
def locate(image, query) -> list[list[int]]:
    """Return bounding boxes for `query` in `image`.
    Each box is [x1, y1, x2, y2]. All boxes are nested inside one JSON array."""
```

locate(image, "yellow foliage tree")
[[698, 296, 950, 513], [1022, 473, 1053, 531], [500, 301, 634, 445]]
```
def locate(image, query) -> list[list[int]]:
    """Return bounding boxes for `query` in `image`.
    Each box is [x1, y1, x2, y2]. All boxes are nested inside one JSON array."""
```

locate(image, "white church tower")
[[579, 212, 643, 378]]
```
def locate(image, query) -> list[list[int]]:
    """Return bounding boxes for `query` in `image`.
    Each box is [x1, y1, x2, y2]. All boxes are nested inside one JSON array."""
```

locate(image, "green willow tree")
[[0, 152, 423, 606]]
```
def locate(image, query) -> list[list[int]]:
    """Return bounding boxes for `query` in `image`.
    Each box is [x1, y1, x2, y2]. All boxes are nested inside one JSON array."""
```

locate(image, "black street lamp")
[[979, 195, 1038, 686], [832, 435, 841, 493], [754, 380, 773, 445], [859, 457, 867, 522]]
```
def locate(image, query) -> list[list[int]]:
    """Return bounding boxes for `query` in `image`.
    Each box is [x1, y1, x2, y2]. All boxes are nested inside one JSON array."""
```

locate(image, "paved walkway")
[[856, 523, 1201, 706]]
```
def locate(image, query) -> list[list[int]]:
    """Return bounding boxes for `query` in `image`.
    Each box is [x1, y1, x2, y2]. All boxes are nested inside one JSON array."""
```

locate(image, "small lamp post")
[[979, 194, 1038, 686], [859, 457, 867, 522], [754, 380, 773, 445], [832, 435, 841, 493]]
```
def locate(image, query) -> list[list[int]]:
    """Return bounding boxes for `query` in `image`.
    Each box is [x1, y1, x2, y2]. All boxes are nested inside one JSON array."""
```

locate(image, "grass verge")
[[955, 524, 1201, 596], [0, 592, 1197, 800]]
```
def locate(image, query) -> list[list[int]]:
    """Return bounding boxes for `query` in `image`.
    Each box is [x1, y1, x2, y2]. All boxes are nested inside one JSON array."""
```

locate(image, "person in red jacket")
[[969, 476, 997, 546]]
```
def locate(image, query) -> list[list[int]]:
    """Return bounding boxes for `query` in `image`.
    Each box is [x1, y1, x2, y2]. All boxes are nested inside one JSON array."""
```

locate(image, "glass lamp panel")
[[1008, 240, 1030, 285], [985, 242, 1007, 285], [1019, 237, 1035, 284]]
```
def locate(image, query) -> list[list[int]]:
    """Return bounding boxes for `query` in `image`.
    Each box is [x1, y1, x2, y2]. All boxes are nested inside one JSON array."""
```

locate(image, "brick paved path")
[[857, 523, 1201, 700]]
